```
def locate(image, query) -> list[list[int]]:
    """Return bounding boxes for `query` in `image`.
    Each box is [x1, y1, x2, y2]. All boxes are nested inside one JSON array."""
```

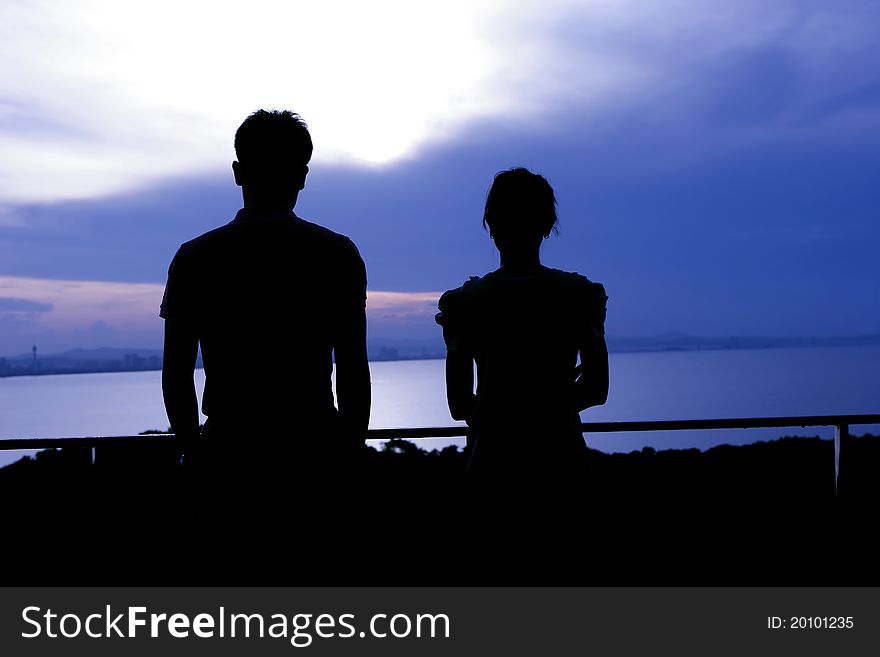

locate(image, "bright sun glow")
[[0, 0, 660, 204], [0, 0, 524, 203]]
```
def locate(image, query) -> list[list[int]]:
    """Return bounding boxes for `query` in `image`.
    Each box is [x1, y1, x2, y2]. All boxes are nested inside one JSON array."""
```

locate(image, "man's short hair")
[[234, 109, 313, 168]]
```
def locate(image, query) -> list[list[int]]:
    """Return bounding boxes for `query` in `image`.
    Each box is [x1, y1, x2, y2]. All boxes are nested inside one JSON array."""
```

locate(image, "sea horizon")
[[2, 344, 879, 470], [4, 331, 880, 379]]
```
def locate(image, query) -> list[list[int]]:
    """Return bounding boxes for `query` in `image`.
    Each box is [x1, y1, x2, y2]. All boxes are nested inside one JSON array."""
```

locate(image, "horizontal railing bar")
[[0, 435, 179, 450], [1, 414, 879, 451], [585, 414, 880, 433]]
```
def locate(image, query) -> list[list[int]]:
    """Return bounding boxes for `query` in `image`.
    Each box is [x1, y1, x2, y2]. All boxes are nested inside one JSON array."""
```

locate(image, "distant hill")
[[3, 332, 879, 378], [606, 332, 880, 353], [0, 347, 166, 377], [366, 332, 880, 359], [51, 347, 164, 362], [4, 347, 162, 363]]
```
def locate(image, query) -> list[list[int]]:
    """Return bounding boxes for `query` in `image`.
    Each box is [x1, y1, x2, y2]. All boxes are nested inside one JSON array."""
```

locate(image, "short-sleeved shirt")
[[436, 267, 606, 433], [160, 208, 366, 427]]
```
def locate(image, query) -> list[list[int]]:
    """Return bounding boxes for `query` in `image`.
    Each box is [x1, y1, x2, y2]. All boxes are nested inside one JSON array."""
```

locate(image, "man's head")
[[233, 109, 313, 209]]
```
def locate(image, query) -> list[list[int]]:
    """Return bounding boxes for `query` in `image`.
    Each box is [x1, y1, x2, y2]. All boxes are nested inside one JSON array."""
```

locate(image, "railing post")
[[834, 423, 849, 498]]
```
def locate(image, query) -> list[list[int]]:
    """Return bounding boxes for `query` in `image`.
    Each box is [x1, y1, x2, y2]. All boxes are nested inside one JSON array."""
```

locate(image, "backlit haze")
[[1, 0, 879, 356]]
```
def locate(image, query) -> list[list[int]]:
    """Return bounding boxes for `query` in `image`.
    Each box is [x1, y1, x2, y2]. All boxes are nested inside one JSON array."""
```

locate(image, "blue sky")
[[1, 0, 879, 355]]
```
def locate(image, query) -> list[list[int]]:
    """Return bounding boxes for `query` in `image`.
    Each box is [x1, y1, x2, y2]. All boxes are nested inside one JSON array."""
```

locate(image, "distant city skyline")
[[2, 1, 879, 355]]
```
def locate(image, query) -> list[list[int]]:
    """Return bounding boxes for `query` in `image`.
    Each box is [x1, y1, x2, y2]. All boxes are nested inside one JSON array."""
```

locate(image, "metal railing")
[[2, 414, 878, 494]]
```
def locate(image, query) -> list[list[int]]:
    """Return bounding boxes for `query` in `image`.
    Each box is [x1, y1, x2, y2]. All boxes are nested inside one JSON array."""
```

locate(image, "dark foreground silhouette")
[[437, 167, 609, 578], [2, 434, 878, 585], [160, 110, 370, 577]]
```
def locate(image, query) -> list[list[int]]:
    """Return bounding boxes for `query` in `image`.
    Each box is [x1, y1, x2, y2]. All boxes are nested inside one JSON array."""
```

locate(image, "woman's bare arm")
[[445, 349, 476, 422], [572, 333, 609, 412]]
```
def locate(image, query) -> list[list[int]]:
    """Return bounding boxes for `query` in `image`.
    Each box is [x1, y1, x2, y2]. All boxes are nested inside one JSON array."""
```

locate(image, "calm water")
[[1, 345, 879, 468]]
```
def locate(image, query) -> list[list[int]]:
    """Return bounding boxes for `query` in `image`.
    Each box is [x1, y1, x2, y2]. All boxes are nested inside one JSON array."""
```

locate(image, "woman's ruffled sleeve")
[[581, 279, 608, 339], [436, 277, 478, 353]]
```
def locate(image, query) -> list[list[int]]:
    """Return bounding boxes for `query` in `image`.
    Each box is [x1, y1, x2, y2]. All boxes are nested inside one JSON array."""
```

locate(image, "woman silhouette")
[[436, 168, 608, 579]]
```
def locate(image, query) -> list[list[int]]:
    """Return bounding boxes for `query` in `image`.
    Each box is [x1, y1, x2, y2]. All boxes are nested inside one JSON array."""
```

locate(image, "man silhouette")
[[160, 109, 370, 580]]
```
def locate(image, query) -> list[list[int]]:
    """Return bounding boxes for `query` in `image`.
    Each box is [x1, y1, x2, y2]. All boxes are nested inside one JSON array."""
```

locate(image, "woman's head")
[[483, 168, 558, 247]]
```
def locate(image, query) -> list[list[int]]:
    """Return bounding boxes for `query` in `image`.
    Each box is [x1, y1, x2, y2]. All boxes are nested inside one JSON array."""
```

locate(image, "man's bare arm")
[[162, 317, 200, 441], [335, 308, 371, 441]]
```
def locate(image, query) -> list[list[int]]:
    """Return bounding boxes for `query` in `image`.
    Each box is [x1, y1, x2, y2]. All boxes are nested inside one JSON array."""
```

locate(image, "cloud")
[[2, 2, 880, 342], [87, 320, 117, 338], [367, 291, 440, 316], [0, 275, 444, 354], [805, 79, 880, 122], [0, 297, 53, 312], [2, 91, 879, 341], [0, 295, 53, 341], [367, 291, 443, 340], [0, 0, 530, 203], [3, 1, 878, 205], [0, 276, 166, 354]]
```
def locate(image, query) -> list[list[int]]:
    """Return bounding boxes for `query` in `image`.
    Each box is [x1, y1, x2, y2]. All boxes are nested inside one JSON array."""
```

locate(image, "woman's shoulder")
[[439, 275, 483, 305], [547, 268, 607, 300], [436, 275, 485, 327]]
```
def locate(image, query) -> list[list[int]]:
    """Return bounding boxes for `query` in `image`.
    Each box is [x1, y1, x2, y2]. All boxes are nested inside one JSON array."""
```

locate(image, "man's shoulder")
[[293, 216, 361, 256], [175, 215, 361, 262], [175, 222, 236, 259]]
